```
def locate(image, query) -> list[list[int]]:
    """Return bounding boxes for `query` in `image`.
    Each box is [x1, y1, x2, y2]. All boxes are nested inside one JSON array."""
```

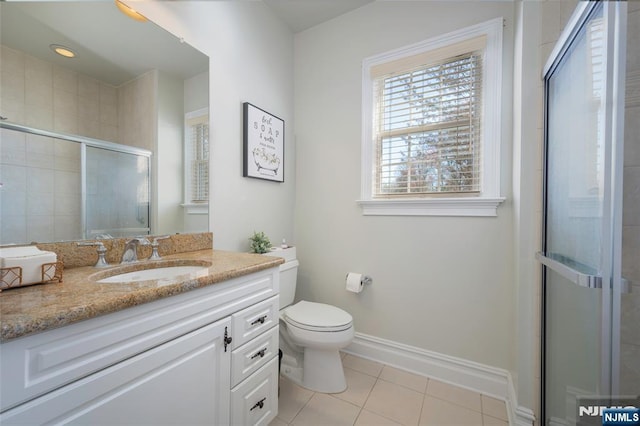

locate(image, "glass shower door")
[[541, 2, 629, 425], [84, 146, 150, 239]]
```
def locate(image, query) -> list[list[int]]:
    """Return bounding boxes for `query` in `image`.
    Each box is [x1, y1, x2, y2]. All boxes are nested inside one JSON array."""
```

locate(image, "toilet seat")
[[284, 301, 352, 332]]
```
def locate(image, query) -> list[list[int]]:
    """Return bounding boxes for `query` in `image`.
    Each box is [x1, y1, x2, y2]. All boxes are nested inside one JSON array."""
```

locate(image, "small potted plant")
[[248, 231, 272, 254]]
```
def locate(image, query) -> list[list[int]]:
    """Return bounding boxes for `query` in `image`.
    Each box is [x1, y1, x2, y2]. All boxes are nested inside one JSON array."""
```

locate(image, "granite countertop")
[[0, 249, 284, 342]]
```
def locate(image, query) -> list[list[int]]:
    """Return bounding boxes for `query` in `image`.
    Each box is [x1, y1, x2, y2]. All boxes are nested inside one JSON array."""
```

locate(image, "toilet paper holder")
[[346, 273, 372, 285]]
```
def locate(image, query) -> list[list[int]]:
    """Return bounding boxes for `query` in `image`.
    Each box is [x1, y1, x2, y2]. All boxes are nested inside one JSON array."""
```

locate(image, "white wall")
[[184, 71, 208, 114], [514, 0, 579, 417], [134, 1, 295, 252], [294, 1, 516, 371], [156, 70, 184, 235], [511, 0, 542, 415]]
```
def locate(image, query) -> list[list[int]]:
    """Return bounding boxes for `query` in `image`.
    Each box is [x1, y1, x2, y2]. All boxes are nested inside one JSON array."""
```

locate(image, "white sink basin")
[[97, 265, 209, 283]]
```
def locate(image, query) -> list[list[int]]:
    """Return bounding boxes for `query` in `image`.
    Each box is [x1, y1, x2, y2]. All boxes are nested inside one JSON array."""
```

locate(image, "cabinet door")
[[0, 317, 231, 425]]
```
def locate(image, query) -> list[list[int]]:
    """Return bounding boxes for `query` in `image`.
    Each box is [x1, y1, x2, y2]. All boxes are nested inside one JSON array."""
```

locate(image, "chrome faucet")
[[148, 235, 170, 261], [120, 237, 150, 264], [77, 241, 110, 268]]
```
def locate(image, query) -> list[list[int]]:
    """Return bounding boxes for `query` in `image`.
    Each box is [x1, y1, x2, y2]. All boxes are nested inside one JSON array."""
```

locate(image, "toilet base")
[[279, 344, 347, 393], [302, 348, 347, 393]]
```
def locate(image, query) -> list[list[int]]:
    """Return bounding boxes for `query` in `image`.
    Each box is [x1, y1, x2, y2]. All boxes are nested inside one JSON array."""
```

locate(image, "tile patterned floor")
[[271, 353, 508, 426]]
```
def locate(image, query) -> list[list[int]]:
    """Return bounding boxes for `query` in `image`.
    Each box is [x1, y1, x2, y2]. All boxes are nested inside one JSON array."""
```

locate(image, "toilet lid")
[[284, 301, 353, 332]]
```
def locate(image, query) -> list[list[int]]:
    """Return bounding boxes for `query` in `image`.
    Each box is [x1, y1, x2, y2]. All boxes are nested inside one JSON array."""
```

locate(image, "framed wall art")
[[243, 102, 285, 182]]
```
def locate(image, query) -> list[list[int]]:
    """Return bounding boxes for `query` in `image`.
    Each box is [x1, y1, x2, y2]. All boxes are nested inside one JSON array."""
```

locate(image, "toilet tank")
[[264, 246, 298, 308]]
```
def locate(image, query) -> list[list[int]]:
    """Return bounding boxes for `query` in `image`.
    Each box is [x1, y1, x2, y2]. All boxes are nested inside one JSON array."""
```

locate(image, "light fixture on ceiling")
[[115, 0, 148, 22], [49, 44, 76, 58]]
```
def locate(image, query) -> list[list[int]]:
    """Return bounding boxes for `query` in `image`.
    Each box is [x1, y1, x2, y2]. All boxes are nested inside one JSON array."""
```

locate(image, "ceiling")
[[0, 1, 372, 87], [0, 2, 208, 87], [264, 0, 374, 33]]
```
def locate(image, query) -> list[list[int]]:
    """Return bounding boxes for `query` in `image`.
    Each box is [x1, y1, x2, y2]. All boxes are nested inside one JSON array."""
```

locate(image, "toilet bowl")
[[280, 301, 354, 393], [265, 247, 354, 393]]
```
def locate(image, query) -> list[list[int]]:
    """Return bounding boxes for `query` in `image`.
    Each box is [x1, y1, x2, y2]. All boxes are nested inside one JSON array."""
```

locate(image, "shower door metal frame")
[[540, 1, 627, 423]]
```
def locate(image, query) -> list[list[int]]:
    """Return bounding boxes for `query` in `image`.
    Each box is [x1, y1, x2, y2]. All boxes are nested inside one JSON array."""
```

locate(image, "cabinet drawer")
[[231, 295, 279, 348], [231, 356, 278, 426], [231, 325, 279, 387]]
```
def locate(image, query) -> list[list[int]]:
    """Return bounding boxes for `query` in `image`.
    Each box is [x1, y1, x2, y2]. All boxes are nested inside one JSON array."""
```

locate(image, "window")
[[184, 108, 209, 213], [359, 18, 505, 216]]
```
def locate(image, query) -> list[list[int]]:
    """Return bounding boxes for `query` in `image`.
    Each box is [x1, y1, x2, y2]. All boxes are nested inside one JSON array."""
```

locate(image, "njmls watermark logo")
[[577, 396, 640, 426]]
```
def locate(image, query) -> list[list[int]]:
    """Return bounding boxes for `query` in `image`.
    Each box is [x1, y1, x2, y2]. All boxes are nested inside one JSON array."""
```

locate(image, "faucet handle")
[[77, 242, 110, 268], [151, 235, 170, 245], [148, 235, 170, 261]]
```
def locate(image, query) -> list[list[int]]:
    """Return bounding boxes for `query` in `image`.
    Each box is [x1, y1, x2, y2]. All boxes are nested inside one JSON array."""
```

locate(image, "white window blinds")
[[372, 38, 485, 197], [186, 113, 209, 203]]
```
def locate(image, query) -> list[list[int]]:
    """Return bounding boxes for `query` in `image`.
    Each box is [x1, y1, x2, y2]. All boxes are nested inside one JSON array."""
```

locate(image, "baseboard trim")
[[344, 332, 535, 426]]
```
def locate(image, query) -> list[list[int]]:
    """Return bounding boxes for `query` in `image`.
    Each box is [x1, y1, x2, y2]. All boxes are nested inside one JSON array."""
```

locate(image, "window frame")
[[359, 18, 505, 217]]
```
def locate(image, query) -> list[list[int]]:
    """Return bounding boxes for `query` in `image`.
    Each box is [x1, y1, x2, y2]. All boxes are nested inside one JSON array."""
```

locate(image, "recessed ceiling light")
[[115, 0, 147, 22], [49, 44, 76, 58]]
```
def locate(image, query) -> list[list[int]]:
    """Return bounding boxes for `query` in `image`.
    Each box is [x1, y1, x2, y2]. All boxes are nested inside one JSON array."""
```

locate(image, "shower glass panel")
[[541, 1, 634, 424], [545, 5, 605, 271], [85, 146, 150, 239], [544, 270, 604, 423]]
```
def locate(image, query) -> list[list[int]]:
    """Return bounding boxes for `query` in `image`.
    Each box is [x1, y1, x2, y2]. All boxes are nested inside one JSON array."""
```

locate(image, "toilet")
[[265, 247, 354, 393]]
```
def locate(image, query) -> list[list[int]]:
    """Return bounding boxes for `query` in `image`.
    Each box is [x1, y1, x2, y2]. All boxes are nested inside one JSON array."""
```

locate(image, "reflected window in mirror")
[[185, 108, 209, 207]]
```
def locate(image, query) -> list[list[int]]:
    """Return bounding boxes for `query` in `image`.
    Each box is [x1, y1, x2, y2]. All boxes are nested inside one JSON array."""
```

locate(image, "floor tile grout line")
[[342, 354, 385, 379], [326, 392, 364, 426], [424, 392, 483, 414], [417, 377, 431, 426], [479, 395, 509, 422], [352, 406, 363, 426], [482, 411, 510, 422], [358, 376, 392, 425], [328, 392, 364, 410], [362, 376, 380, 410], [361, 376, 425, 426], [287, 387, 316, 425], [379, 364, 430, 394], [375, 374, 429, 396]]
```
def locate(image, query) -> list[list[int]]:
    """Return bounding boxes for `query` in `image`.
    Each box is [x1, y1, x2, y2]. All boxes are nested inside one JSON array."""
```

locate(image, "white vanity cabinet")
[[0, 267, 280, 425]]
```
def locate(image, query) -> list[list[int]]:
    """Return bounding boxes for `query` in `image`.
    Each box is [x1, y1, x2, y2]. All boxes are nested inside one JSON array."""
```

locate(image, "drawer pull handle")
[[250, 315, 267, 326], [250, 348, 267, 359], [250, 398, 266, 411]]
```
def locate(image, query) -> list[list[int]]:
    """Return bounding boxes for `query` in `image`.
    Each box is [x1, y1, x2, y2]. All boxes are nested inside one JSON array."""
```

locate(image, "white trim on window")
[[359, 18, 505, 217], [357, 198, 506, 217], [180, 203, 209, 215]]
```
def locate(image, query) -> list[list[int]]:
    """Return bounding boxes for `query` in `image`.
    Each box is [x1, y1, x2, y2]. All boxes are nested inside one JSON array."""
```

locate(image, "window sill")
[[181, 203, 208, 215], [357, 197, 506, 217]]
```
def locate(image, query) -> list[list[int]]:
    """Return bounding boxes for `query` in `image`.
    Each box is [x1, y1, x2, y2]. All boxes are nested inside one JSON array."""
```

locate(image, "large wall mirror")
[[0, 1, 209, 245]]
